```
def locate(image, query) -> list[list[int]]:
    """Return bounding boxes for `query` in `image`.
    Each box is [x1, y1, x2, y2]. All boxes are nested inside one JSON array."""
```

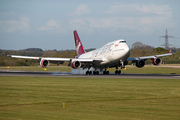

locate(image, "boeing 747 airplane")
[[5, 30, 172, 75]]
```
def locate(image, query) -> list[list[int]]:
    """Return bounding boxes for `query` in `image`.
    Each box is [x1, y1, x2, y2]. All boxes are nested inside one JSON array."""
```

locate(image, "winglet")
[[4, 52, 8, 56], [4, 52, 9, 56], [4, 52, 11, 57], [73, 30, 86, 55], [169, 50, 172, 53]]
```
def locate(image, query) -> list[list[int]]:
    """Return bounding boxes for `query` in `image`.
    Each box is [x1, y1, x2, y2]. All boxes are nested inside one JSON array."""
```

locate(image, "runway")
[[0, 70, 180, 79]]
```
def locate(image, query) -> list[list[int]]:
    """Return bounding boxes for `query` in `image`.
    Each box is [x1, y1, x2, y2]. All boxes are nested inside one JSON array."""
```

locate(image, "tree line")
[[0, 42, 180, 66]]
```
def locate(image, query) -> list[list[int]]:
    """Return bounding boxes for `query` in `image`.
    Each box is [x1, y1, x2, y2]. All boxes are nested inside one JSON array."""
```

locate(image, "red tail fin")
[[73, 30, 86, 55]]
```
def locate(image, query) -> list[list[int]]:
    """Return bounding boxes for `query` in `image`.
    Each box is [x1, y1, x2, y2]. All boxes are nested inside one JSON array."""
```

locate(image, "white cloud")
[[68, 4, 174, 36], [71, 4, 91, 16], [0, 17, 29, 33], [105, 4, 172, 15], [105, 4, 139, 14], [38, 20, 62, 31], [69, 15, 175, 36], [68, 18, 94, 34]]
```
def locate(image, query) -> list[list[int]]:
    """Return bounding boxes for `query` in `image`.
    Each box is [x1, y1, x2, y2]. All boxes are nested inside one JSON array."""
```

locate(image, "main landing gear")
[[103, 68, 109, 75], [86, 71, 99, 75], [86, 71, 92, 75], [103, 71, 109, 75], [86, 66, 99, 75], [85, 60, 125, 75]]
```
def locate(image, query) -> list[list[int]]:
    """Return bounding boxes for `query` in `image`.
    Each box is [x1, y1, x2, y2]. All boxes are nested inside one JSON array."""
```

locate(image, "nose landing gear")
[[115, 60, 126, 75]]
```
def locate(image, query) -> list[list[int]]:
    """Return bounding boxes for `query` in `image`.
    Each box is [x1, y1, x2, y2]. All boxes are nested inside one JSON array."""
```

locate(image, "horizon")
[[1, 43, 179, 51]]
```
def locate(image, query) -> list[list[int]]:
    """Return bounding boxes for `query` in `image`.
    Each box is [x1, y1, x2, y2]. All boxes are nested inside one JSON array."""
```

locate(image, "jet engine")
[[40, 59, 49, 67], [71, 61, 81, 69], [136, 59, 145, 68], [152, 58, 161, 65]]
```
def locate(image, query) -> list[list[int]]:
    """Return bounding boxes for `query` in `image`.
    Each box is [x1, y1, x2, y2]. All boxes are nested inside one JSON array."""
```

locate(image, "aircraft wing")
[[5, 52, 102, 65], [6, 54, 41, 60], [127, 51, 172, 61]]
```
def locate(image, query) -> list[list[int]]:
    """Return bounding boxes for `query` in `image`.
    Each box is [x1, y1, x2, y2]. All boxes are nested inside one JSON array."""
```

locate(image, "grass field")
[[1, 65, 180, 74], [0, 76, 180, 120], [0, 66, 72, 72], [113, 65, 180, 74]]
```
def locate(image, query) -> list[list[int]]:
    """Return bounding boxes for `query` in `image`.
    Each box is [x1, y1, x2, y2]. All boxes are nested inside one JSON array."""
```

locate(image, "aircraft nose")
[[124, 44, 130, 52], [124, 44, 130, 56]]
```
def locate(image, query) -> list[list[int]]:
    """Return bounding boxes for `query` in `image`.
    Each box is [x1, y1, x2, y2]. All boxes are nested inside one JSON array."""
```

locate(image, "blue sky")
[[0, 0, 180, 50]]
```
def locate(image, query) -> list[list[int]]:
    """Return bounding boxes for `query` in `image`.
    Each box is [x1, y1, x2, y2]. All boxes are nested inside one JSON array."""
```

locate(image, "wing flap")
[[43, 58, 70, 61], [72, 58, 103, 62]]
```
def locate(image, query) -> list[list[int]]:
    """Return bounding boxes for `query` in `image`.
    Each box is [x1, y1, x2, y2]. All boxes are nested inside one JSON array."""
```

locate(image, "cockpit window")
[[119, 41, 126, 43]]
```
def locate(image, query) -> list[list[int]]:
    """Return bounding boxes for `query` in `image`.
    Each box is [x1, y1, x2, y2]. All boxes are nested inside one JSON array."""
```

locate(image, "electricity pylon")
[[159, 29, 174, 49]]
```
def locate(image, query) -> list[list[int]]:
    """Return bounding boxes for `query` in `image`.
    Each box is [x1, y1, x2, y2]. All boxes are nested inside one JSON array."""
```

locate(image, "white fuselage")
[[78, 39, 130, 66]]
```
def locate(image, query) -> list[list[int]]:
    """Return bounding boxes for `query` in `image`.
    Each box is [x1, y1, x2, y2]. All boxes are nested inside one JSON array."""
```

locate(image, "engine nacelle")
[[71, 61, 81, 69], [40, 59, 49, 67], [136, 59, 145, 68], [152, 58, 161, 65]]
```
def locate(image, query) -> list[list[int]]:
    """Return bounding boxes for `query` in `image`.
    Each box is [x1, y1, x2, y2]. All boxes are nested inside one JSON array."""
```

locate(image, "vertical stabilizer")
[[73, 30, 86, 55]]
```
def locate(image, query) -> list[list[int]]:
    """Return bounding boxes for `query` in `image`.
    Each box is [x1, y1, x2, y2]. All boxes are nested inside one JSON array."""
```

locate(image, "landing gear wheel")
[[115, 70, 121, 74], [86, 71, 92, 75], [93, 71, 99, 75], [115, 70, 118, 74], [103, 71, 109, 75], [86, 71, 89, 75]]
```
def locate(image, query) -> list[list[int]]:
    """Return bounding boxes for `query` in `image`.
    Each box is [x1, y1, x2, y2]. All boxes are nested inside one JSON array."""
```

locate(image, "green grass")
[[0, 66, 72, 72], [110, 66, 180, 74], [0, 77, 180, 120]]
